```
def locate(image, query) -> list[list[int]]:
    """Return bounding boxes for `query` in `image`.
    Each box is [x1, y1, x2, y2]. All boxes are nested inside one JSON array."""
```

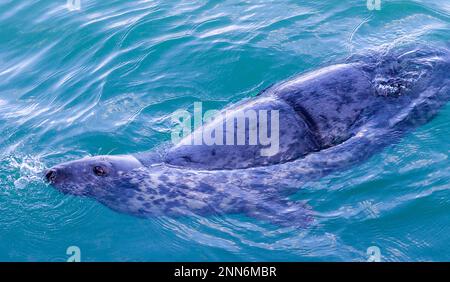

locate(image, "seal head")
[[44, 155, 143, 196]]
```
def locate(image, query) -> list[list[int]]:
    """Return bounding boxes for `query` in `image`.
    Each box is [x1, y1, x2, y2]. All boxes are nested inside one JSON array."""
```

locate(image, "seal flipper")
[[243, 198, 313, 228]]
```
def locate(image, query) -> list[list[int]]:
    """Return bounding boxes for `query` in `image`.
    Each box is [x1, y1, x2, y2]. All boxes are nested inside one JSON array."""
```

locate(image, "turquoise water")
[[0, 0, 449, 261]]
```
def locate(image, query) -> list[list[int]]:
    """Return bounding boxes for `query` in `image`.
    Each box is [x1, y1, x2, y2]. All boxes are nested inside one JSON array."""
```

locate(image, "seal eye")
[[93, 166, 107, 176]]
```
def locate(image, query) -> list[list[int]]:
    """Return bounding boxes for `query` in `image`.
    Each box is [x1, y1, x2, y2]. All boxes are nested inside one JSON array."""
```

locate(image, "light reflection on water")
[[0, 0, 449, 261]]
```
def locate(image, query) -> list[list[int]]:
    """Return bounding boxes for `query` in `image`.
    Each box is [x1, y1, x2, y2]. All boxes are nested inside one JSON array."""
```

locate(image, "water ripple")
[[0, 0, 449, 261]]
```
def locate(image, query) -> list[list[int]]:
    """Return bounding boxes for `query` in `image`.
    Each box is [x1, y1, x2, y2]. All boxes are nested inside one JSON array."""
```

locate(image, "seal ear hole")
[[93, 165, 107, 176]]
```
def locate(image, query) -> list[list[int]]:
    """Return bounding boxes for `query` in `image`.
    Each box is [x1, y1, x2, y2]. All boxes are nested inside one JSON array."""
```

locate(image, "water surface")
[[0, 0, 449, 261]]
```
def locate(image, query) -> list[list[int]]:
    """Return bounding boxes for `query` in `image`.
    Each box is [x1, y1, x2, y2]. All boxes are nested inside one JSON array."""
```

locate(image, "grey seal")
[[45, 44, 450, 226]]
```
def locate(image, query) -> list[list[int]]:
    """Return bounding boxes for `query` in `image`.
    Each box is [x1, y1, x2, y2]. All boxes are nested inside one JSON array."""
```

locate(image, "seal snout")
[[44, 168, 57, 184]]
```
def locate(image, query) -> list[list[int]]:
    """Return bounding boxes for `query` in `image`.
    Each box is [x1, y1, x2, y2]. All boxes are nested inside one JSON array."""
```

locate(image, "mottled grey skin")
[[46, 45, 450, 227]]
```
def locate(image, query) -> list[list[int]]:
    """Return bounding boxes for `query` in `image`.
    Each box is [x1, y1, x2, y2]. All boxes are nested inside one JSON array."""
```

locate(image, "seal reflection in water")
[[45, 44, 450, 227]]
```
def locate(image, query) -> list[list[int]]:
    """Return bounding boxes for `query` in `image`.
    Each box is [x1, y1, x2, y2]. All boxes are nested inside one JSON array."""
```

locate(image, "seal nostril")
[[45, 169, 57, 183]]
